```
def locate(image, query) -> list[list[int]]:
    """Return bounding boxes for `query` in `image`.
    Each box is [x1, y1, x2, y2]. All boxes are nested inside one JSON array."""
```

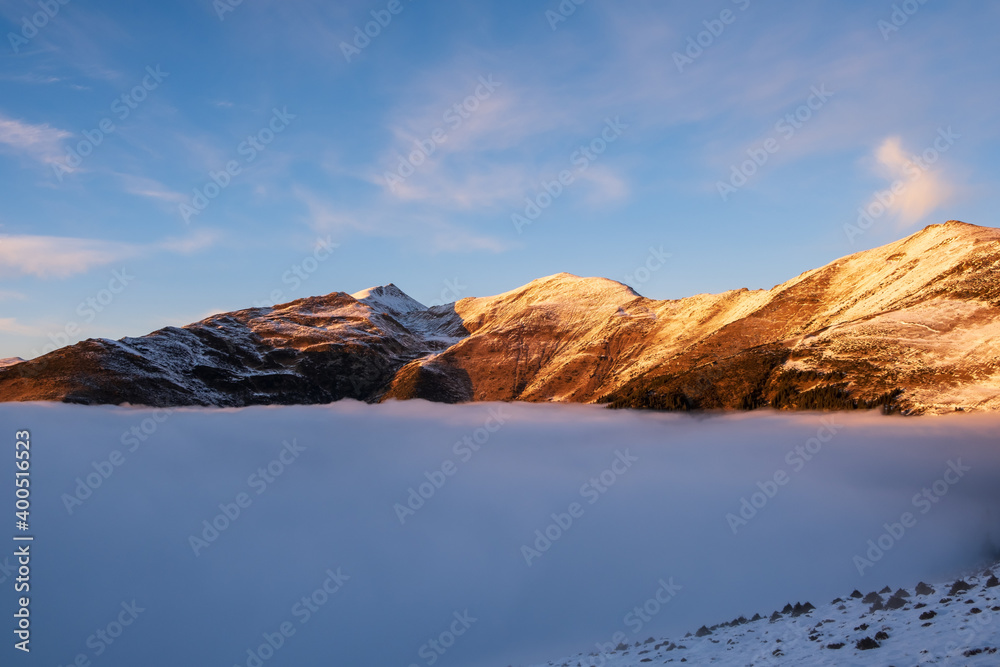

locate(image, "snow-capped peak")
[[351, 284, 427, 318]]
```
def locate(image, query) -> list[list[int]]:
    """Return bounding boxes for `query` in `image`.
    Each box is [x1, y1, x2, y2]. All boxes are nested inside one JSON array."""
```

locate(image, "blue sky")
[[0, 0, 998, 360]]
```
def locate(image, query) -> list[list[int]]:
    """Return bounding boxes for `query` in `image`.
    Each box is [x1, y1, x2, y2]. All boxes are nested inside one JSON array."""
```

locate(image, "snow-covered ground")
[[1, 402, 999, 666], [530, 564, 1000, 666]]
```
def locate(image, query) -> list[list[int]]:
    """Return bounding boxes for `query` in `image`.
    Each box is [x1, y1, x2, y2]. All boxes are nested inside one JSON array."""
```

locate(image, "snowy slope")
[[531, 563, 1000, 666], [389, 221, 1000, 413], [0, 289, 463, 406], [351, 283, 428, 318]]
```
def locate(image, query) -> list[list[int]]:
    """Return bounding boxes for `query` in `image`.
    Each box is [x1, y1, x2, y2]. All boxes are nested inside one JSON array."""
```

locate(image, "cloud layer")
[[8, 401, 1000, 667]]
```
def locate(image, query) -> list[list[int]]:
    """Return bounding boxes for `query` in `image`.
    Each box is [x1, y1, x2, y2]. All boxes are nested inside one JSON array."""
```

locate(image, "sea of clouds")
[[2, 401, 999, 666]]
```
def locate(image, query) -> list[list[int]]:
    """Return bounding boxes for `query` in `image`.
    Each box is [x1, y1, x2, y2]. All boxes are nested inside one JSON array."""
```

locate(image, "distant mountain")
[[2, 220, 999, 414]]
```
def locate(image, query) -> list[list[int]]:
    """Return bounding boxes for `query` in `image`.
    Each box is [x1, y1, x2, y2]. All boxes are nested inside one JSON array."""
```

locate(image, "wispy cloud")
[[577, 165, 630, 205], [296, 188, 512, 253], [0, 235, 138, 278], [373, 65, 632, 213], [874, 136, 955, 226], [157, 229, 221, 254], [0, 232, 220, 279], [0, 114, 70, 166], [116, 173, 189, 205], [0, 318, 39, 336], [0, 290, 27, 302]]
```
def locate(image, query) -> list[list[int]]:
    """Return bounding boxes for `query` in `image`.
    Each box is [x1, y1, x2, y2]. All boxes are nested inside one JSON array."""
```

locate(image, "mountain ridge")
[[2, 221, 999, 414]]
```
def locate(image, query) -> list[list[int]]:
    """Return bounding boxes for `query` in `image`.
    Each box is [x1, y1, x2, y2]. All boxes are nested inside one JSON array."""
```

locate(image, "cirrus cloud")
[[0, 231, 220, 279], [0, 114, 71, 166]]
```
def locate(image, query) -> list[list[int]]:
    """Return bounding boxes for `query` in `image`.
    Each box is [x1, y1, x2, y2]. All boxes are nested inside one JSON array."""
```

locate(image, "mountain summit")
[[3, 221, 999, 414]]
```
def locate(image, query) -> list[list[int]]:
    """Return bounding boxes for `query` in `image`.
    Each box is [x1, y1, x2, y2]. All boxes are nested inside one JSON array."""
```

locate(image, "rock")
[[826, 642, 845, 649], [856, 637, 880, 650], [949, 580, 973, 595], [862, 592, 882, 604], [894, 588, 910, 598], [986, 575, 999, 588], [850, 590, 864, 599], [915, 582, 935, 596], [781, 603, 794, 614], [875, 631, 889, 640], [885, 596, 907, 610], [879, 586, 892, 594], [750, 613, 763, 622], [769, 611, 782, 623], [919, 610, 936, 620], [695, 626, 712, 637]]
